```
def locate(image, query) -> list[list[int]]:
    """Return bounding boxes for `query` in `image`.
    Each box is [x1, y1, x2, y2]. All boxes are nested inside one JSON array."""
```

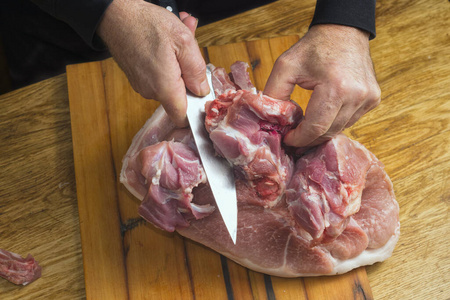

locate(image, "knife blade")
[[153, 0, 237, 244], [186, 67, 238, 244]]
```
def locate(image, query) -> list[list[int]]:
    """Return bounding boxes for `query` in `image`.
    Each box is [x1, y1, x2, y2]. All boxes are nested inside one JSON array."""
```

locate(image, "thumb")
[[180, 12, 198, 35], [177, 40, 209, 97], [159, 74, 189, 128], [263, 55, 297, 101]]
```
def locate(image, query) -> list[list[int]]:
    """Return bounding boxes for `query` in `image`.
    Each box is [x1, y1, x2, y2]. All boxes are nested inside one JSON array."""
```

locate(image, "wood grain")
[[65, 35, 373, 300], [0, 0, 449, 299], [0, 75, 86, 299], [67, 62, 129, 299]]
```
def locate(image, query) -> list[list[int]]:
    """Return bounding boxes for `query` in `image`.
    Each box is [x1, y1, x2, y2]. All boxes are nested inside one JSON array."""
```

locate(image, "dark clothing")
[[27, 0, 276, 49], [310, 0, 376, 39], [0, 0, 376, 89], [0, 0, 112, 88], [30, 0, 113, 50]]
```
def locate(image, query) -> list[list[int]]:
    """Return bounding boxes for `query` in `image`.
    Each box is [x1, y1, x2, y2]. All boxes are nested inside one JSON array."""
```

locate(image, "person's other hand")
[[97, 0, 209, 127], [264, 24, 381, 147]]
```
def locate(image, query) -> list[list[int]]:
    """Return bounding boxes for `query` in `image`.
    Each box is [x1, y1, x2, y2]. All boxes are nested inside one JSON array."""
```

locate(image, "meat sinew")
[[120, 61, 400, 276]]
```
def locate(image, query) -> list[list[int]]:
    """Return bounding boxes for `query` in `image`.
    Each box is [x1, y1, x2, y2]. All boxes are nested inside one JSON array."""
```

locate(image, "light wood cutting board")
[[67, 35, 373, 300]]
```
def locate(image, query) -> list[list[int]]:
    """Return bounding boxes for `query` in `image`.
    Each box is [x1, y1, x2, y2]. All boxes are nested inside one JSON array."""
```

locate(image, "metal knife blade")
[[186, 67, 238, 244], [151, 0, 237, 243]]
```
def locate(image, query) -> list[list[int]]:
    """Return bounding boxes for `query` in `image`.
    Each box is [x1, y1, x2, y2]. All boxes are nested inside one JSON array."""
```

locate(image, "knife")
[[152, 0, 238, 244], [186, 67, 238, 244]]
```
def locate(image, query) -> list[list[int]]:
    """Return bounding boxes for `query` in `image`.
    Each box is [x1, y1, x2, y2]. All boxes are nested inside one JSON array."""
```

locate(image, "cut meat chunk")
[[120, 61, 400, 276], [205, 89, 302, 207], [209, 64, 238, 96], [121, 106, 177, 201], [322, 218, 369, 260], [286, 135, 378, 242], [0, 248, 42, 285], [229, 61, 256, 93], [353, 162, 399, 249], [122, 126, 214, 232]]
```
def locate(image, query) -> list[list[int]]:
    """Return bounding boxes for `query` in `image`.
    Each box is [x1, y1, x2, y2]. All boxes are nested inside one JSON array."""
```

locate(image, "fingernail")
[[200, 79, 210, 95]]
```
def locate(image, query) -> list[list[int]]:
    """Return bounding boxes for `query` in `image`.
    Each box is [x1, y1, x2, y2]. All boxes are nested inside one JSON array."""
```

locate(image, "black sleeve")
[[310, 0, 376, 39], [30, 0, 113, 49]]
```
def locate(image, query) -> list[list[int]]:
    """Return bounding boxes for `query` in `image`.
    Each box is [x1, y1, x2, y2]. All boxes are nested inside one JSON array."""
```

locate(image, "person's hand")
[[97, 0, 209, 127], [264, 24, 381, 147]]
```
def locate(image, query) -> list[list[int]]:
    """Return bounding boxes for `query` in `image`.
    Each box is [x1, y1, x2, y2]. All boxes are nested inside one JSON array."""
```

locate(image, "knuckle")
[[364, 84, 381, 110], [330, 76, 354, 101], [308, 122, 329, 137], [333, 119, 348, 133], [355, 84, 370, 101], [332, 76, 382, 109], [372, 84, 382, 100], [320, 132, 338, 141], [371, 95, 381, 108], [371, 85, 382, 106], [177, 29, 195, 46], [323, 119, 347, 138], [342, 81, 369, 103], [190, 60, 207, 77], [309, 135, 333, 147], [375, 96, 381, 106], [275, 53, 294, 69]]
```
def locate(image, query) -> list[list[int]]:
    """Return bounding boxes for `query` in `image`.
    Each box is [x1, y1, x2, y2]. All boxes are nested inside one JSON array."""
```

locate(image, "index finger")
[[156, 71, 189, 128], [284, 84, 342, 147], [263, 55, 297, 101]]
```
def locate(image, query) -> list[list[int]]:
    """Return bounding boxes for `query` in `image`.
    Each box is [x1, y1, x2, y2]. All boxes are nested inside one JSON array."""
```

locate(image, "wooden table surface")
[[0, 0, 448, 299]]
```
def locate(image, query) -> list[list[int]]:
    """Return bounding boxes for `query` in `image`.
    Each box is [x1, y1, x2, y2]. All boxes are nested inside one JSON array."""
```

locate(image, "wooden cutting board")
[[67, 35, 373, 300]]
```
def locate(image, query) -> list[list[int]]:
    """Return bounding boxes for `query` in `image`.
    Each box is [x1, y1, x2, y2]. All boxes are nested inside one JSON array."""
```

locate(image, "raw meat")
[[205, 89, 302, 207], [0, 248, 42, 285], [120, 61, 400, 276]]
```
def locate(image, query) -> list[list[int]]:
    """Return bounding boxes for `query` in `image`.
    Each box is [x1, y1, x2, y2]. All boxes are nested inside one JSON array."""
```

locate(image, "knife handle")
[[150, 0, 180, 18]]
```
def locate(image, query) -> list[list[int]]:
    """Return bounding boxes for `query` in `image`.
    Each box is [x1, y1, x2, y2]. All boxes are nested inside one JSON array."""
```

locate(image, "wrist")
[[309, 24, 370, 41], [97, 0, 141, 45]]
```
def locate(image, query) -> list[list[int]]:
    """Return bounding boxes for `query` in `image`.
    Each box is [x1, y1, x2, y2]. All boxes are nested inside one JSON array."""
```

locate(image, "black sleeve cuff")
[[310, 0, 376, 40], [31, 0, 113, 49]]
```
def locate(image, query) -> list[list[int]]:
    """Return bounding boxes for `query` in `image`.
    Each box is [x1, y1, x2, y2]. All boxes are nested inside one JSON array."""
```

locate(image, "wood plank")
[[270, 276, 308, 300], [203, 39, 258, 300], [67, 62, 128, 299], [303, 267, 373, 300], [226, 260, 254, 300], [124, 227, 193, 300], [184, 240, 228, 300], [100, 58, 195, 300], [245, 35, 373, 300], [266, 35, 312, 111], [1, 1, 450, 299], [0, 74, 86, 299], [248, 271, 270, 300], [244, 38, 274, 91], [67, 35, 374, 300]]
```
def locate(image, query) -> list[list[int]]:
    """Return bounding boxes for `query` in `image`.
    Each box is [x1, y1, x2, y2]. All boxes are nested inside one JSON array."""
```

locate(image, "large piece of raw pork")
[[120, 62, 400, 276]]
